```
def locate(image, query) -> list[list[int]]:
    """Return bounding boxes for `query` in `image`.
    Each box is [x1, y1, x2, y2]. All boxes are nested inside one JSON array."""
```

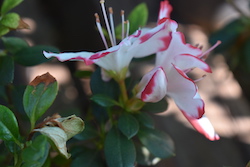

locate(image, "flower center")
[[95, 0, 130, 49]]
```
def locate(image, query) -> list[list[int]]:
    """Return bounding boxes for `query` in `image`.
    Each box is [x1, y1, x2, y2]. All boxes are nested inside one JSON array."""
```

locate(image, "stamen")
[[95, 13, 108, 49], [194, 74, 207, 82], [121, 10, 125, 39], [109, 7, 116, 45], [100, 0, 115, 46], [199, 40, 221, 59], [125, 20, 130, 38]]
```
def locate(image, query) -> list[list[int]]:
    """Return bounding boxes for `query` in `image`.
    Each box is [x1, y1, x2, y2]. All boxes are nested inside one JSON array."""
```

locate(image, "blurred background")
[[8, 0, 250, 166]]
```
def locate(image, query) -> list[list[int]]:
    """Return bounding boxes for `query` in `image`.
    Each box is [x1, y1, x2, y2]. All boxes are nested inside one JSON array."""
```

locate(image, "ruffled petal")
[[167, 65, 204, 118], [43, 51, 95, 65], [158, 0, 172, 23], [182, 112, 220, 141], [132, 19, 177, 58], [137, 67, 167, 102], [174, 54, 212, 73], [156, 32, 202, 71]]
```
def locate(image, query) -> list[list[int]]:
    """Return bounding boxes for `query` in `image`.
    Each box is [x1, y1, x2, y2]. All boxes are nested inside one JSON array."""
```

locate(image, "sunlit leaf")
[[127, 3, 148, 34], [0, 0, 23, 15], [0, 12, 20, 29]]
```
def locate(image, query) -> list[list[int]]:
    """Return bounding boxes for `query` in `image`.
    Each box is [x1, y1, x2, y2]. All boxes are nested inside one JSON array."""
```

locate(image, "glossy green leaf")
[[0, 25, 9, 36], [22, 135, 50, 167], [138, 127, 175, 158], [104, 127, 136, 167], [0, 105, 20, 143], [90, 68, 119, 99], [0, 0, 23, 15], [91, 94, 120, 107], [141, 98, 168, 113], [128, 3, 148, 34], [13, 45, 59, 66], [2, 37, 29, 54], [0, 12, 20, 29], [23, 73, 58, 128], [0, 56, 14, 84], [118, 113, 139, 139], [74, 122, 98, 141], [135, 112, 154, 129], [71, 149, 104, 167]]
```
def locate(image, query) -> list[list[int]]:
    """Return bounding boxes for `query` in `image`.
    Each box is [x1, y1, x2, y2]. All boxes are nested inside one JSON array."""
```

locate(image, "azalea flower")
[[43, 0, 176, 81], [136, 0, 220, 140]]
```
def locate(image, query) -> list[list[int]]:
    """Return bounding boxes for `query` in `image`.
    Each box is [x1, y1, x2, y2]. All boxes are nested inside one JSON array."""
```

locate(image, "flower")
[[43, 1, 176, 81], [136, 0, 220, 140]]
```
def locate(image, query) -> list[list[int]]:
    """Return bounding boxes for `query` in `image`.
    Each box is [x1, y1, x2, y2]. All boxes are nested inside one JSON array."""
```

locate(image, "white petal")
[[137, 67, 167, 102]]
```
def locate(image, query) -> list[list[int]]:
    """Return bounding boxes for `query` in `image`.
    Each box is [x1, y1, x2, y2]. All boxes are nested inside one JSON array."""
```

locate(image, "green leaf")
[[91, 94, 120, 107], [104, 127, 136, 167], [90, 68, 119, 99], [0, 56, 14, 84], [13, 45, 59, 66], [135, 112, 154, 129], [118, 113, 139, 139], [127, 3, 148, 34], [0, 25, 9, 36], [0, 105, 20, 143], [0, 0, 23, 15], [138, 127, 175, 159], [209, 18, 246, 53], [71, 148, 104, 167], [142, 98, 168, 113], [0, 12, 20, 29], [135, 143, 160, 166], [23, 73, 58, 129], [74, 70, 93, 78], [74, 122, 98, 141], [22, 135, 50, 167], [2, 37, 29, 54]]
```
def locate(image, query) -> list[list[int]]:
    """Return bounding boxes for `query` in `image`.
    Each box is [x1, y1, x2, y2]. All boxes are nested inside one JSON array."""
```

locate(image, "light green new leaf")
[[127, 3, 148, 34], [22, 135, 50, 167], [0, 25, 9, 36], [0, 12, 20, 29], [104, 127, 136, 167], [138, 127, 175, 159], [0, 105, 20, 144], [0, 0, 23, 15], [23, 73, 58, 128], [118, 113, 139, 139]]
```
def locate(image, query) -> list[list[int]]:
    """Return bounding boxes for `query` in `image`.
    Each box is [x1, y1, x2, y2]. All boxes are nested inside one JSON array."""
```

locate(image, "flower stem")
[[118, 79, 128, 105]]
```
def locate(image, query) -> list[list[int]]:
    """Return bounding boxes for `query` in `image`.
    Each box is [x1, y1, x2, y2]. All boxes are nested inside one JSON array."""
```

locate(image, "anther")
[[95, 13, 108, 49]]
